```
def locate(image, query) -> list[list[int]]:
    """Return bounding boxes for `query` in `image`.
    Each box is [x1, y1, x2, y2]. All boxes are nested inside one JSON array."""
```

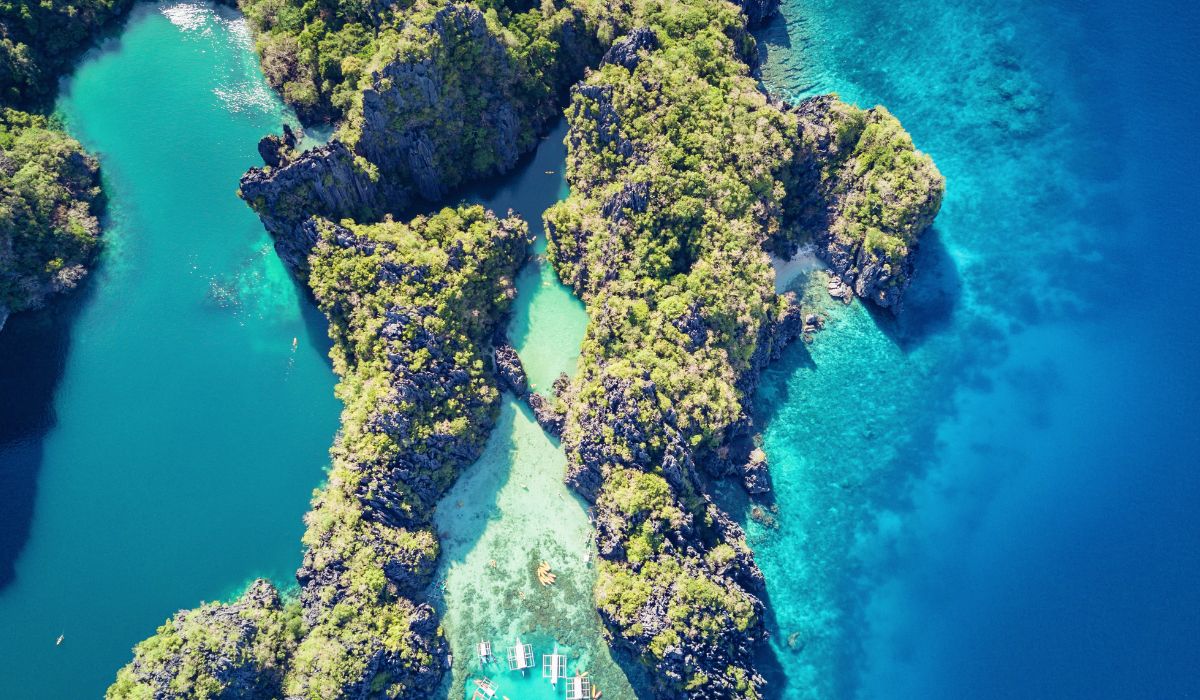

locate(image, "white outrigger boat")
[[542, 645, 566, 685], [507, 637, 534, 674]]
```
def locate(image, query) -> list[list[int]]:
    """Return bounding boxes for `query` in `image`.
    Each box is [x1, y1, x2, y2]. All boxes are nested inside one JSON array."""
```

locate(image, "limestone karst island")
[[0, 0, 1195, 698]]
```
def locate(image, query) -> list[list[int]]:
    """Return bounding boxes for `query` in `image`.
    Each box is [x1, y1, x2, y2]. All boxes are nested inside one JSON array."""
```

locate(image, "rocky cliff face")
[[239, 2, 602, 257], [352, 4, 549, 199], [732, 0, 780, 26], [240, 141, 404, 272], [781, 94, 945, 309]]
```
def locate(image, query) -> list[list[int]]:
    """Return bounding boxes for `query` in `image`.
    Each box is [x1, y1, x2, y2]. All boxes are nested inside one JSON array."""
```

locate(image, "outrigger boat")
[[507, 637, 534, 673], [565, 674, 591, 700], [542, 645, 566, 685]]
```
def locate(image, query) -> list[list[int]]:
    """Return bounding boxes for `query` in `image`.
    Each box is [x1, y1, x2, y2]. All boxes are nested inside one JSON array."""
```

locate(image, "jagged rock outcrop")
[[742, 447, 772, 495], [527, 391, 566, 437], [781, 94, 945, 309], [257, 123, 298, 169], [601, 27, 659, 70], [240, 141, 408, 270], [108, 580, 298, 700], [492, 342, 527, 395]]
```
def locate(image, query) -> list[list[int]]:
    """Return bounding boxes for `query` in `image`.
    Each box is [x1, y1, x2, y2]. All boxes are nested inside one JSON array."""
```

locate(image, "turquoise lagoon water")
[[0, 4, 340, 696], [434, 126, 637, 700], [745, 0, 1199, 697]]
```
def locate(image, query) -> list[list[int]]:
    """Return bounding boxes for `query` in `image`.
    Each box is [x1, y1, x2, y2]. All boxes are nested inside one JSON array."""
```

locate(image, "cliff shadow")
[[292, 273, 336, 369], [867, 227, 962, 352], [0, 289, 89, 592], [754, 585, 793, 700], [752, 337, 815, 428], [752, 9, 794, 70]]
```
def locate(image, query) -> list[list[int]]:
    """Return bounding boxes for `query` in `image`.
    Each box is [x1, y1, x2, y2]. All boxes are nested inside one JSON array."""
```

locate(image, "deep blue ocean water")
[[746, 0, 1200, 697]]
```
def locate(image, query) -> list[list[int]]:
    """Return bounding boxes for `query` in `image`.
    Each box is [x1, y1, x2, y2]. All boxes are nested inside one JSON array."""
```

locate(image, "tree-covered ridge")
[[542, 14, 803, 698], [0, 0, 133, 108], [0, 109, 104, 325], [239, 0, 607, 243], [110, 206, 529, 699], [286, 206, 526, 697]]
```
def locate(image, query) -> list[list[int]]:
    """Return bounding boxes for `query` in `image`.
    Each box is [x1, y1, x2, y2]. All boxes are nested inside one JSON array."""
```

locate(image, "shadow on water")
[[866, 227, 962, 351], [749, 336, 814, 431], [0, 288, 91, 592], [754, 11, 794, 66], [292, 272, 336, 368], [754, 589, 791, 700], [432, 396, 525, 578]]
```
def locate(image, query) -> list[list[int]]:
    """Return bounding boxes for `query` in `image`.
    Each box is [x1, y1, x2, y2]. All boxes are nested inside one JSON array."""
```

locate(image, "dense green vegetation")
[[0, 0, 133, 108], [240, 0, 602, 126], [0, 109, 104, 321], [777, 95, 944, 277], [543, 5, 800, 695], [0, 0, 122, 325], [236, 0, 938, 695], [105, 0, 939, 695], [110, 206, 528, 699]]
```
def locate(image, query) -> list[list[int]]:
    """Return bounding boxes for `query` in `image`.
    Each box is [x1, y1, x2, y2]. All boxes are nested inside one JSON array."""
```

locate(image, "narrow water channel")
[[0, 4, 339, 696], [433, 125, 638, 699]]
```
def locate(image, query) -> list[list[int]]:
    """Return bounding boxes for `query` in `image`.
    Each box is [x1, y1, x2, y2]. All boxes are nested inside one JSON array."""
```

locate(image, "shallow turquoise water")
[[748, 0, 1199, 697], [0, 4, 339, 696]]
